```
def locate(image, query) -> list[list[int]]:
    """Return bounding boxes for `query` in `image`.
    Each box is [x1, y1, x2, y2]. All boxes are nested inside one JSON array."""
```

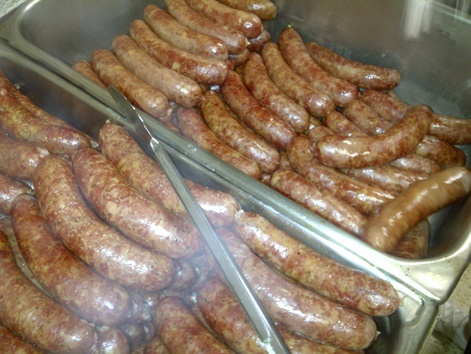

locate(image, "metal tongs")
[[108, 87, 289, 354]]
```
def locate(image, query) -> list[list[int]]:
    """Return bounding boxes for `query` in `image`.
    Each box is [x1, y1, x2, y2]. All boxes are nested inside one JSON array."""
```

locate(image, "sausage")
[[314, 105, 433, 169], [242, 52, 310, 133], [96, 327, 131, 354], [0, 229, 97, 353], [98, 122, 240, 228], [34, 155, 176, 292], [112, 34, 202, 108], [261, 42, 335, 118], [0, 87, 92, 155], [211, 228, 378, 350], [72, 60, 106, 87], [121, 321, 155, 351], [11, 194, 133, 327], [143, 4, 228, 60], [130, 19, 230, 85], [279, 27, 359, 107], [200, 89, 281, 172], [221, 70, 298, 150], [165, 0, 248, 55], [167, 260, 200, 291], [234, 211, 400, 316], [246, 25, 271, 52], [144, 335, 169, 354], [175, 106, 262, 179], [198, 277, 361, 354], [270, 169, 367, 237], [0, 173, 33, 214], [154, 296, 234, 353], [0, 322, 44, 354], [186, 0, 262, 39], [364, 166, 471, 252], [91, 48, 173, 121], [72, 147, 204, 259], [216, 0, 277, 20], [0, 131, 50, 181], [305, 41, 401, 90], [390, 219, 430, 259], [287, 134, 396, 216]]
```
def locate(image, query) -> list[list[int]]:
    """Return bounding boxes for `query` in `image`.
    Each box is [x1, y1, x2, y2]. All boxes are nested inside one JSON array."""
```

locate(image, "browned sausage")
[[34, 155, 176, 292], [112, 34, 202, 108], [0, 173, 33, 214], [0, 230, 97, 353], [130, 19, 230, 85], [72, 147, 204, 259], [279, 27, 359, 107], [72, 60, 106, 87], [234, 211, 400, 316], [211, 229, 378, 350], [305, 41, 401, 90], [246, 25, 271, 52], [270, 169, 367, 237], [91, 48, 173, 121], [242, 52, 310, 132], [0, 322, 44, 354], [390, 219, 430, 259], [221, 70, 298, 150], [96, 327, 131, 354], [165, 0, 248, 55], [186, 0, 262, 39], [11, 194, 133, 327], [364, 166, 471, 252], [175, 106, 262, 179], [262, 42, 335, 118], [98, 122, 240, 228], [154, 296, 234, 353], [216, 0, 277, 20], [314, 105, 432, 169], [144, 334, 169, 354], [200, 89, 281, 172], [144, 4, 228, 60]]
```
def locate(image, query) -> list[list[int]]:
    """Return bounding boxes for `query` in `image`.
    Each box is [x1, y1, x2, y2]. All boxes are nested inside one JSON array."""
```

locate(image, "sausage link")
[[212, 229, 378, 350], [0, 322, 44, 354], [73, 60, 106, 87], [0, 173, 33, 214], [186, 0, 262, 38], [262, 42, 335, 118], [96, 327, 131, 354], [246, 25, 271, 52], [34, 155, 176, 292], [200, 89, 281, 172], [216, 0, 277, 20], [72, 147, 204, 259], [143, 334, 169, 354], [242, 52, 310, 132], [270, 169, 367, 237], [279, 27, 359, 107], [112, 34, 202, 108], [364, 166, 471, 252], [130, 19, 230, 85], [165, 0, 248, 55], [390, 219, 430, 259], [91, 48, 173, 121], [11, 194, 133, 327], [0, 230, 97, 353], [305, 41, 401, 90], [175, 106, 262, 179]]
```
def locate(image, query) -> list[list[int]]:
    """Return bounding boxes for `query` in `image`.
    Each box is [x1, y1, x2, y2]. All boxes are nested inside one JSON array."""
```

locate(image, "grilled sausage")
[[96, 327, 131, 354], [0, 173, 33, 214], [216, 0, 277, 20], [0, 322, 43, 354], [246, 25, 271, 52], [73, 60, 106, 87], [34, 155, 176, 292], [390, 219, 430, 259]]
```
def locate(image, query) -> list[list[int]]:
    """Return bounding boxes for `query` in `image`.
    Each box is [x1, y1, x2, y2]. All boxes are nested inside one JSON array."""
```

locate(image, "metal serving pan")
[[0, 41, 438, 354], [0, 0, 469, 305]]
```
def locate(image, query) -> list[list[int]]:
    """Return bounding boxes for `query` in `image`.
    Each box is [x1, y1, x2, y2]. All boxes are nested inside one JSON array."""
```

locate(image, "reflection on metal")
[[402, 0, 433, 39]]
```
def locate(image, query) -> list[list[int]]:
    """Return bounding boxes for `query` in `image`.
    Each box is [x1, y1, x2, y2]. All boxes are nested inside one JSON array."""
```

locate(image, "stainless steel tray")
[[0, 40, 438, 354], [0, 0, 469, 305]]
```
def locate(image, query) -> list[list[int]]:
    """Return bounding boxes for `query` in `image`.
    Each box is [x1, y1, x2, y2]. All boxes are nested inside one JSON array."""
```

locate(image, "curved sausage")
[[279, 27, 359, 107], [0, 173, 33, 214], [91, 48, 173, 121], [98, 122, 240, 228], [305, 41, 401, 90], [242, 52, 310, 133], [71, 147, 204, 259], [96, 327, 131, 354], [216, 0, 277, 20], [246, 25, 271, 52], [175, 106, 262, 179], [165, 0, 248, 55], [0, 323, 44, 354], [0, 230, 97, 353], [186, 0, 262, 39], [34, 155, 176, 292], [73, 60, 106, 87], [130, 19, 230, 85], [364, 166, 471, 252], [112, 34, 202, 108], [262, 42, 335, 118], [390, 219, 430, 259], [314, 105, 432, 169], [200, 89, 281, 172], [11, 194, 133, 327]]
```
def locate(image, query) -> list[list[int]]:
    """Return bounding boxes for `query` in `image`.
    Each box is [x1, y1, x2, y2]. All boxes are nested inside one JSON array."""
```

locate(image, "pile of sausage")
[[0, 63, 402, 353]]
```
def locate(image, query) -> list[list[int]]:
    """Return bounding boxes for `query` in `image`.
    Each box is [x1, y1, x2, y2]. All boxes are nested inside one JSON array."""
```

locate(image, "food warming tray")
[[0, 0, 470, 305]]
